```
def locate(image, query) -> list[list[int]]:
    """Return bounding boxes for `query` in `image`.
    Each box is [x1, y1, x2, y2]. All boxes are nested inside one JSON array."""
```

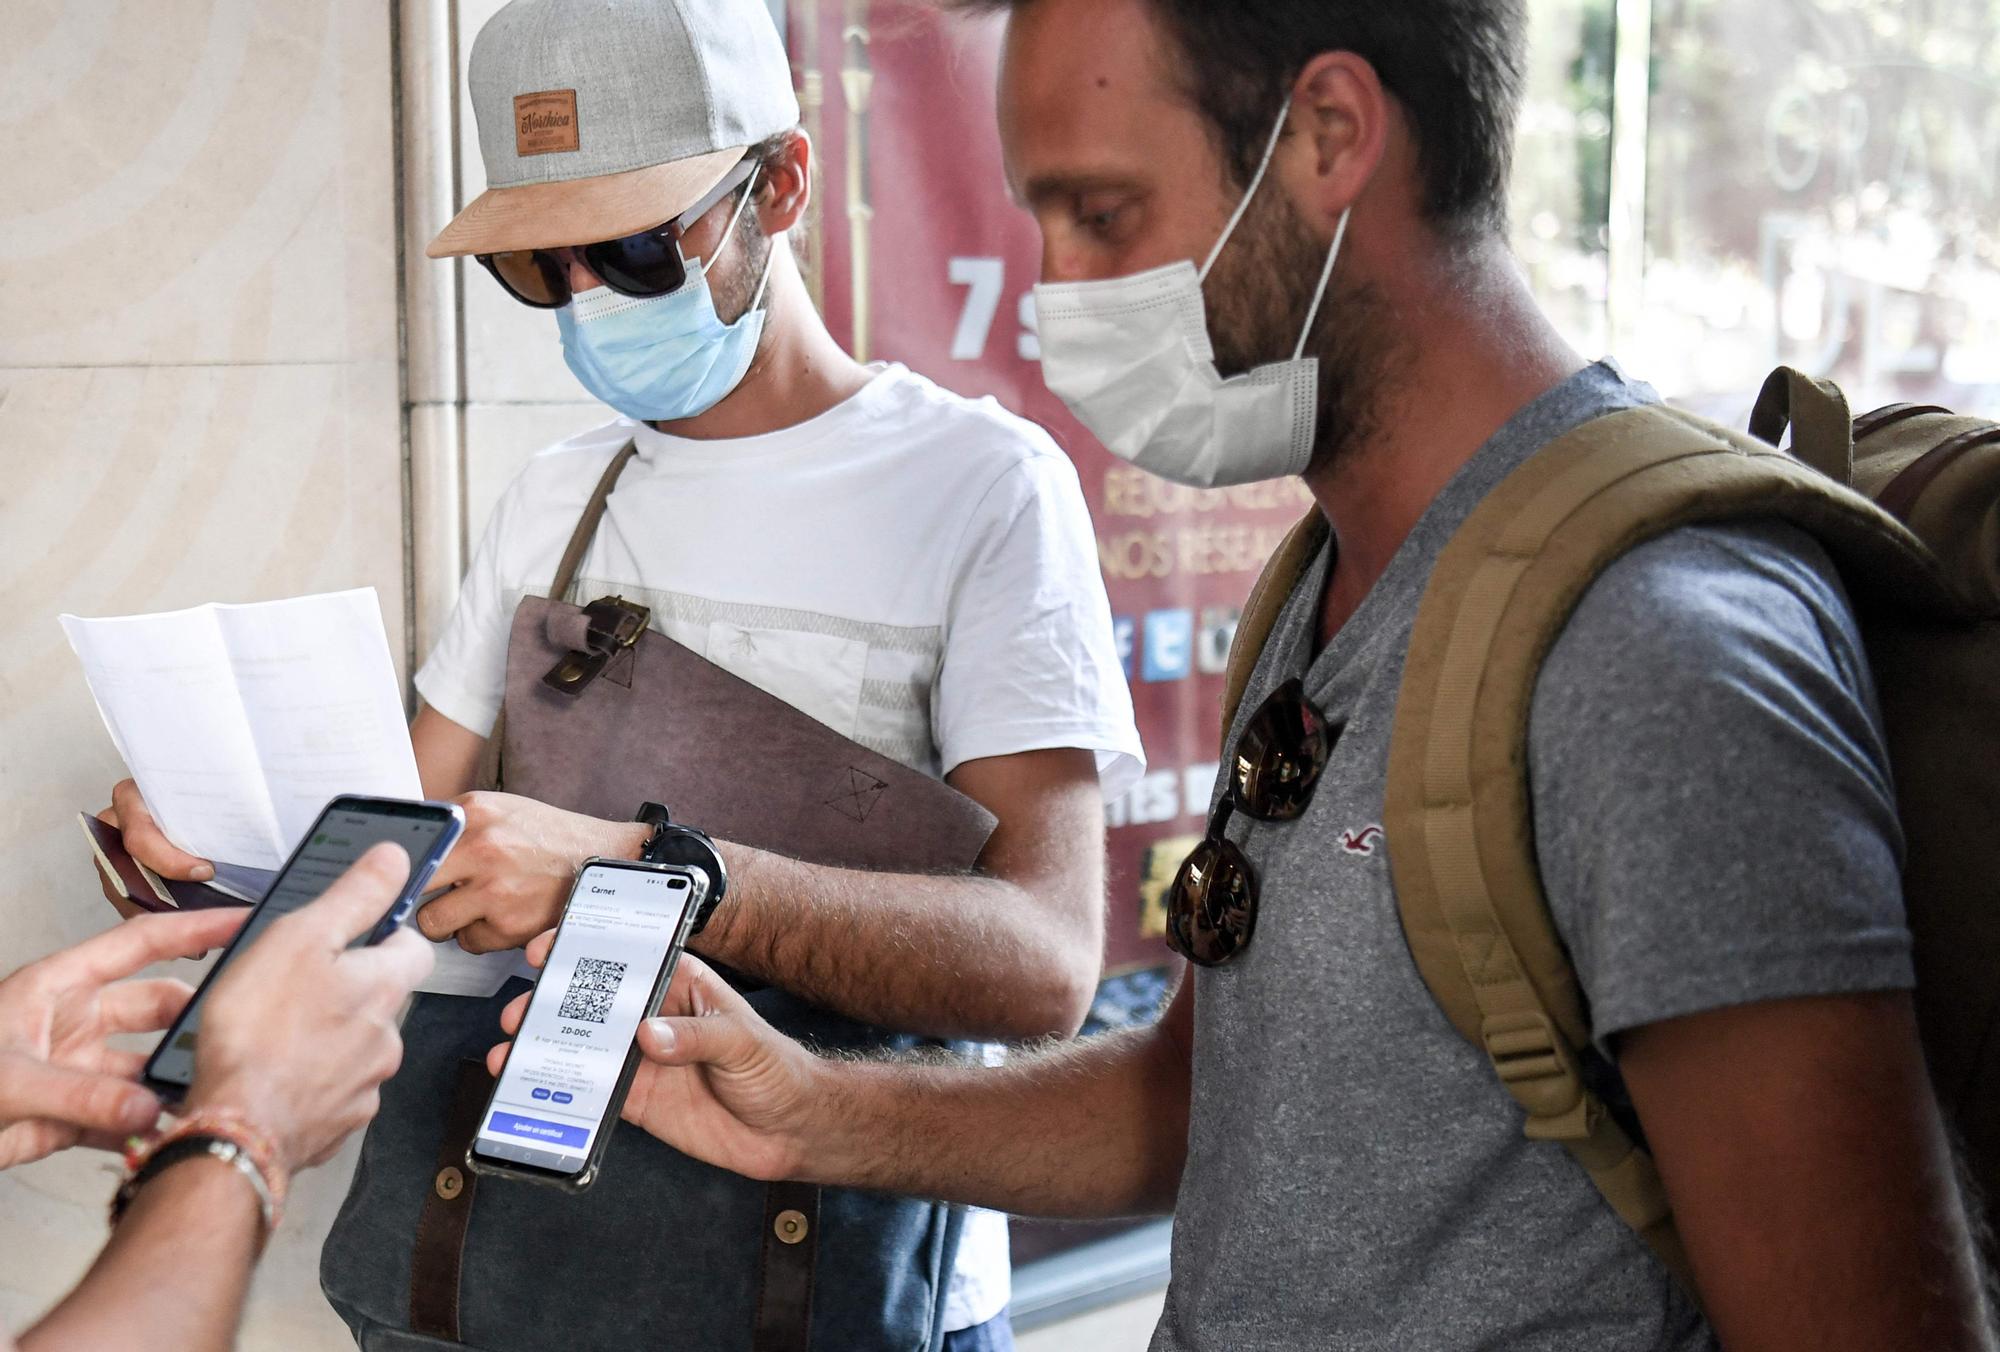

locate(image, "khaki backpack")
[[1220, 368, 2000, 1286]]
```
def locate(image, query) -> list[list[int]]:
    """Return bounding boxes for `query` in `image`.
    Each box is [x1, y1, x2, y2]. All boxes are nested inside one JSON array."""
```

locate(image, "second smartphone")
[[142, 795, 465, 1100], [466, 857, 707, 1191]]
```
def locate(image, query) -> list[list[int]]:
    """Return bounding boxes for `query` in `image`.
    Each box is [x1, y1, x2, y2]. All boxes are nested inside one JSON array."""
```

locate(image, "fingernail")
[[122, 1089, 162, 1130], [191, 864, 214, 881], [644, 1019, 675, 1052]]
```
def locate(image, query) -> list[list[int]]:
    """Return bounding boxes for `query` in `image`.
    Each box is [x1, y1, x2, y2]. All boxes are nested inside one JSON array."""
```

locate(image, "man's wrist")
[[606, 820, 652, 860], [798, 1058, 903, 1190], [682, 840, 750, 961], [115, 1105, 289, 1237], [183, 1081, 292, 1170], [120, 1150, 265, 1234]]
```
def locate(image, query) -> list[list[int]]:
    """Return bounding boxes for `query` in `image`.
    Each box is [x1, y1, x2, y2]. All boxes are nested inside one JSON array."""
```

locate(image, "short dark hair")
[[957, 0, 1528, 235], [746, 129, 797, 176]]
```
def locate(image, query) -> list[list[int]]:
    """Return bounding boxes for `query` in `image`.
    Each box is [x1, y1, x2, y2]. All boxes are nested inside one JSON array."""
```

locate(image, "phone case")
[[463, 858, 707, 1192]]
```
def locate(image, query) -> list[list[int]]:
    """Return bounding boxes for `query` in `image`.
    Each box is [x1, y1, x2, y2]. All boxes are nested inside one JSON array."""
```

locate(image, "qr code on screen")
[[556, 957, 627, 1024]]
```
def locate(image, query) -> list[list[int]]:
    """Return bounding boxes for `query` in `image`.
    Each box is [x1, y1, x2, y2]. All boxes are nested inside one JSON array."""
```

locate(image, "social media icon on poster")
[[1112, 616, 1136, 677], [1143, 609, 1195, 683], [1196, 606, 1240, 676]]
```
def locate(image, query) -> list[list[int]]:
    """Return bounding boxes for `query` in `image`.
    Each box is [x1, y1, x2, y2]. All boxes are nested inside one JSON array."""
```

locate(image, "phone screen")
[[145, 799, 460, 1091], [472, 864, 696, 1176]]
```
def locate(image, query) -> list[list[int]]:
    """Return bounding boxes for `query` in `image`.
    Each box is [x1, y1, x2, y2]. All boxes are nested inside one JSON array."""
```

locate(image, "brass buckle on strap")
[[542, 597, 651, 697]]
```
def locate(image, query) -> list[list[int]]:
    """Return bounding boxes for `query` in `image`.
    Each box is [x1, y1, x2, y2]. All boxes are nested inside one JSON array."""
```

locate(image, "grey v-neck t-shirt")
[[1152, 362, 1912, 1350]]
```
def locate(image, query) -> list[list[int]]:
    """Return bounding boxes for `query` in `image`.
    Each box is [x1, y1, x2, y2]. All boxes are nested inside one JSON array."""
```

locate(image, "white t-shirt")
[[416, 364, 1144, 1330]]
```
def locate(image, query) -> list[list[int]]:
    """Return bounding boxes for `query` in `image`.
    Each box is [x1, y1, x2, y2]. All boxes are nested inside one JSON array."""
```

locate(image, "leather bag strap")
[[409, 1059, 495, 1340], [553, 440, 641, 603], [476, 441, 639, 793], [752, 1181, 822, 1352]]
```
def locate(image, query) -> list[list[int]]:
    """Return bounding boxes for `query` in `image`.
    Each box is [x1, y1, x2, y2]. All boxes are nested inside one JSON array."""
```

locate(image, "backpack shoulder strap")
[[1220, 510, 1330, 752], [1381, 399, 1944, 1291], [1749, 365, 1853, 483]]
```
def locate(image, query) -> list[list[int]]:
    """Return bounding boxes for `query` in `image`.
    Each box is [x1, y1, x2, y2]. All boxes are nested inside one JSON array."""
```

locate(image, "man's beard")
[[707, 214, 773, 326], [1205, 186, 1389, 481]]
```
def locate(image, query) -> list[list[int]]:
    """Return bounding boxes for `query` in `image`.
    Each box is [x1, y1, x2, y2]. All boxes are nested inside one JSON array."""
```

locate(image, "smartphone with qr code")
[[466, 858, 707, 1191]]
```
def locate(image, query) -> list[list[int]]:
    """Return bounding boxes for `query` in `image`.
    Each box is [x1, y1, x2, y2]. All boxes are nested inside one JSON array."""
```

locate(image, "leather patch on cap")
[[514, 90, 579, 156]]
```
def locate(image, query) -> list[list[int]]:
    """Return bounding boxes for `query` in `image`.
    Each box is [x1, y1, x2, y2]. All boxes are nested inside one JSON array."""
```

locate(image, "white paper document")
[[61, 590, 520, 997]]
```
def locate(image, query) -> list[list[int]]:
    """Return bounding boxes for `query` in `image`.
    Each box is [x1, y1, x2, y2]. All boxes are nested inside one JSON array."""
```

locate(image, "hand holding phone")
[[468, 859, 705, 1189], [184, 843, 436, 1171], [142, 797, 464, 1101], [489, 951, 829, 1188]]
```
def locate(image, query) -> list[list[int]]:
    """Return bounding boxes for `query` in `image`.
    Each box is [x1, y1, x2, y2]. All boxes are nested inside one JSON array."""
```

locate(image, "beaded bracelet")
[[112, 1106, 289, 1236]]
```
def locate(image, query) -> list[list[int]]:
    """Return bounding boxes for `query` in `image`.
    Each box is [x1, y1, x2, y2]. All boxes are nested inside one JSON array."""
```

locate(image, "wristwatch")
[[633, 802, 728, 933]]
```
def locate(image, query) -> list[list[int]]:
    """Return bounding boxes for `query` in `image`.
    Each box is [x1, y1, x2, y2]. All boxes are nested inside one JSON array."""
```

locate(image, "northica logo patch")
[[515, 90, 579, 156]]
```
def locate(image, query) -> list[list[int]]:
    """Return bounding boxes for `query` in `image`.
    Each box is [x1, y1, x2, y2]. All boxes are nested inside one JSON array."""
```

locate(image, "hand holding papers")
[[61, 590, 518, 997], [62, 590, 418, 870]]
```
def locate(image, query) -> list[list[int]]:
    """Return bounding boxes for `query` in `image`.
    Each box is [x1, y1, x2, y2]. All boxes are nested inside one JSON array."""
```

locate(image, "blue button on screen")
[[531, 1087, 552, 1101], [551, 1091, 574, 1105], [488, 1112, 589, 1148]]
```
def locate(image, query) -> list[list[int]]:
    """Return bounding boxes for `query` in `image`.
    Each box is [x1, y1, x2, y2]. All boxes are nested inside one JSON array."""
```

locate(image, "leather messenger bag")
[[322, 443, 997, 1352]]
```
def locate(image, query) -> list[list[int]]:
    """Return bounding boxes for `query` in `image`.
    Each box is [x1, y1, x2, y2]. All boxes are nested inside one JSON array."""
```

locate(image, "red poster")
[[788, 1, 1314, 972]]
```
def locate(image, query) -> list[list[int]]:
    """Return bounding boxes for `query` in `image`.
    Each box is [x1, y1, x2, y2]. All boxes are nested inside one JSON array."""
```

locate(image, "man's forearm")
[[696, 844, 1097, 1041], [799, 1005, 1192, 1218], [422, 734, 1106, 1039], [20, 1158, 261, 1352]]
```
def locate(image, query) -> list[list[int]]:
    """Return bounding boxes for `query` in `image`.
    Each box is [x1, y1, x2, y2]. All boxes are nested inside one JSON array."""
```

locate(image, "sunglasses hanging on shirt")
[[1165, 678, 1338, 967], [476, 158, 760, 309]]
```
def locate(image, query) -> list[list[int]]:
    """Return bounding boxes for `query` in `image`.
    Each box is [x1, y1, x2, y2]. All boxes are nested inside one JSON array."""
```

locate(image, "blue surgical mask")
[[557, 179, 773, 423]]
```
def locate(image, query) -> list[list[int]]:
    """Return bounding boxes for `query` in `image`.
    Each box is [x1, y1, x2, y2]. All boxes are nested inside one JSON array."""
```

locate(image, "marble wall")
[[0, 0, 405, 1346], [402, 0, 609, 665]]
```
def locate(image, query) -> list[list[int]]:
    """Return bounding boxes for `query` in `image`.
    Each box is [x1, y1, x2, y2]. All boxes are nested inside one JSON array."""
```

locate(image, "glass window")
[[1638, 0, 2000, 415], [1512, 0, 1618, 357]]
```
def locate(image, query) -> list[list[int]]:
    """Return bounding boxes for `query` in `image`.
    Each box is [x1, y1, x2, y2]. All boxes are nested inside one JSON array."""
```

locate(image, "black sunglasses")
[[1165, 678, 1338, 967], [475, 159, 759, 310]]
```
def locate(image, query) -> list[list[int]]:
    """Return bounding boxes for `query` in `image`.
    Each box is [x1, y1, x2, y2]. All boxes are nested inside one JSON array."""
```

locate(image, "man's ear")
[[1284, 52, 1391, 230], [756, 130, 813, 235]]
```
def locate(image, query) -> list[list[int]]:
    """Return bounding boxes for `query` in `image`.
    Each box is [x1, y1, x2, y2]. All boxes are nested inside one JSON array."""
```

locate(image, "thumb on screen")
[[300, 842, 412, 948], [343, 924, 436, 1006], [524, 929, 556, 970]]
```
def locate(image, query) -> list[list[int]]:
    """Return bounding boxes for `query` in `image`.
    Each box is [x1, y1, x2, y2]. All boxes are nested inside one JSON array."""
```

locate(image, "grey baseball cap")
[[429, 0, 800, 258]]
